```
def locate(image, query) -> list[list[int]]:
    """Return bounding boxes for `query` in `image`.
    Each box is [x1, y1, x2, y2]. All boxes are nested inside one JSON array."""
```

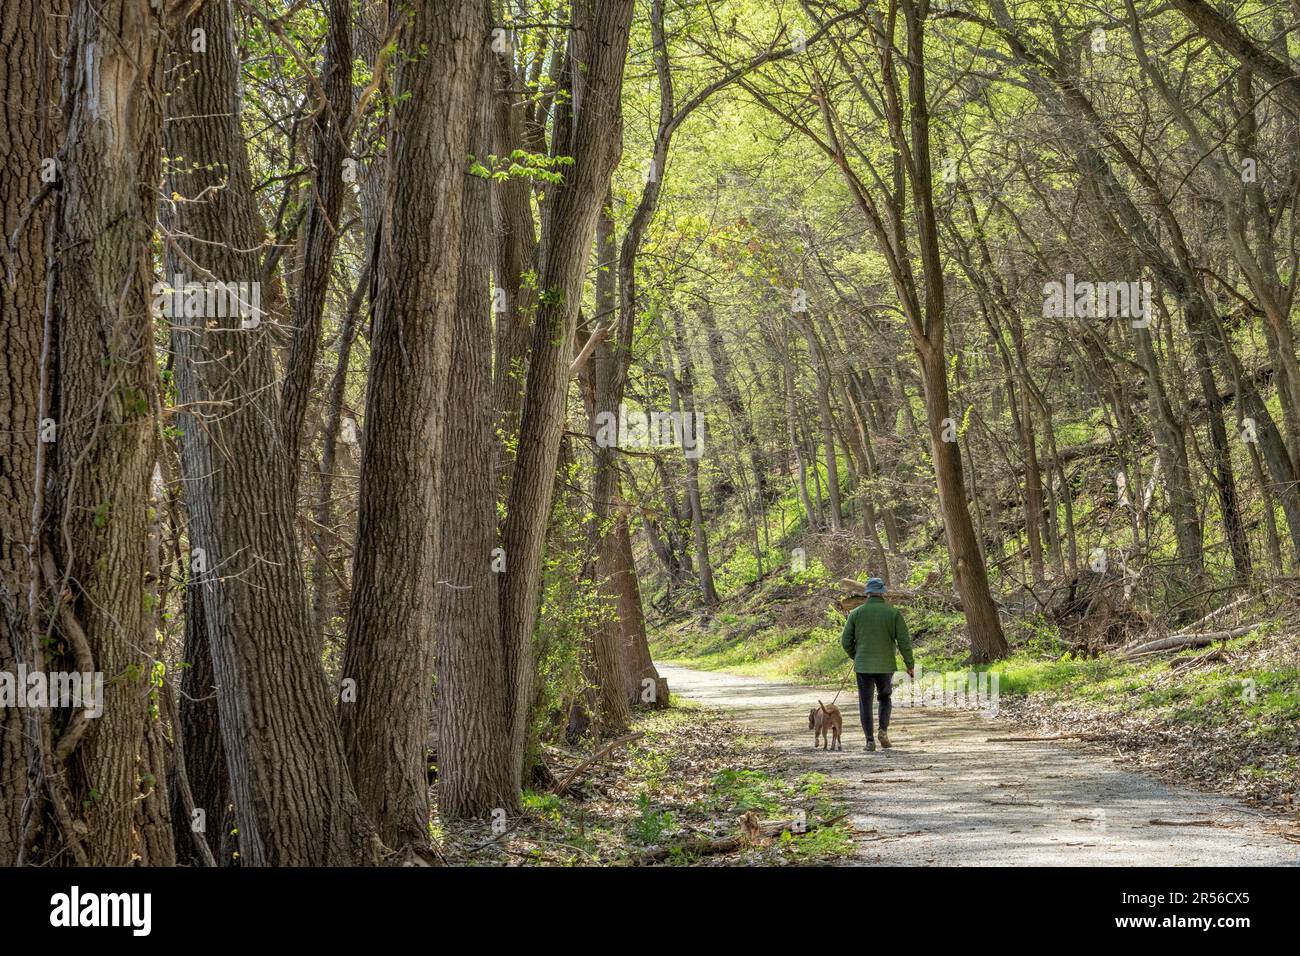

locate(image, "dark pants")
[[855, 672, 894, 740]]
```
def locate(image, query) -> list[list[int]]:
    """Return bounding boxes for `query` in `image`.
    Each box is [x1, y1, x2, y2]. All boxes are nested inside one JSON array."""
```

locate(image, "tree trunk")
[[436, 35, 518, 819], [918, 344, 1008, 662], [782, 356, 817, 529], [584, 197, 634, 731], [699, 305, 768, 504], [668, 311, 720, 605], [497, 0, 635, 790], [0, 0, 65, 867], [170, 583, 229, 866], [279, 0, 351, 474], [795, 309, 844, 531], [164, 0, 377, 865], [41, 0, 166, 865], [340, 0, 485, 847]]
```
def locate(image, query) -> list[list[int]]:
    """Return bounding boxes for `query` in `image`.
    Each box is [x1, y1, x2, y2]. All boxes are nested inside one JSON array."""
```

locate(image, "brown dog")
[[808, 700, 843, 751]]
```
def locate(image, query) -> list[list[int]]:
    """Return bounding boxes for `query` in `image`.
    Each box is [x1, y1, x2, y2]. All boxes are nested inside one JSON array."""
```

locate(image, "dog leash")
[[827, 667, 854, 707]]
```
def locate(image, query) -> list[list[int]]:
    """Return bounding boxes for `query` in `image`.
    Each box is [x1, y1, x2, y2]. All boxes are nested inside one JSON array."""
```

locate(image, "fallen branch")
[[625, 812, 848, 865], [1122, 627, 1253, 659], [754, 811, 848, 838], [858, 829, 923, 843], [864, 764, 933, 775], [1183, 593, 1258, 632], [1147, 818, 1218, 827], [552, 732, 643, 797], [985, 799, 1045, 807], [1170, 648, 1224, 672], [629, 833, 745, 863]]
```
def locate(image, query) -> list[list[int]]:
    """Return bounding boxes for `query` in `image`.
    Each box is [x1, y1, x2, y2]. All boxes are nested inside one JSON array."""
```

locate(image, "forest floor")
[[435, 703, 856, 865], [658, 664, 1300, 865]]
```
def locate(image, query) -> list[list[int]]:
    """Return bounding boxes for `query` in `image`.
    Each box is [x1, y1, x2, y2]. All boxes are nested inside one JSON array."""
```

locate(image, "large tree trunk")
[[917, 344, 1008, 662], [435, 29, 518, 820], [164, 0, 376, 866], [612, 513, 661, 703], [39, 0, 166, 865], [0, 0, 65, 867], [309, 0, 390, 645], [899, 0, 1007, 661], [490, 48, 540, 490], [309, 270, 367, 643], [498, 0, 636, 785], [340, 0, 485, 847]]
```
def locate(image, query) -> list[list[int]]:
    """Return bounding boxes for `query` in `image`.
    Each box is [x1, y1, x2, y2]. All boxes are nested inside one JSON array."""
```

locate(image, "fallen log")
[[626, 812, 848, 865], [1122, 627, 1253, 659], [632, 835, 744, 863]]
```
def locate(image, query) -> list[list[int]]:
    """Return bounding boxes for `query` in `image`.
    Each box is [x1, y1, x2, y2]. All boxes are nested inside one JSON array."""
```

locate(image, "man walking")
[[840, 577, 913, 751]]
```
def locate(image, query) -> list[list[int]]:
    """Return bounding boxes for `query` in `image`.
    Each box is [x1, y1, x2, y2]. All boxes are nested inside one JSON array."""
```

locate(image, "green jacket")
[[840, 596, 913, 674]]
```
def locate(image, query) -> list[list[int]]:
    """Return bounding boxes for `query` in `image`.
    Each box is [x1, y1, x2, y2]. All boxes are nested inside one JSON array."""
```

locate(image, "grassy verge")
[[437, 701, 855, 865]]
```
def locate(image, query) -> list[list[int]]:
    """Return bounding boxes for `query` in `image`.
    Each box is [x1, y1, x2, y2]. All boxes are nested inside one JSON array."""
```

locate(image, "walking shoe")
[[879, 730, 891, 749], [864, 739, 876, 752]]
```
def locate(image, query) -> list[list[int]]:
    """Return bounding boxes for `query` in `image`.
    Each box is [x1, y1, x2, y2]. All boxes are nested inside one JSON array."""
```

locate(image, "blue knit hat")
[[865, 577, 885, 595]]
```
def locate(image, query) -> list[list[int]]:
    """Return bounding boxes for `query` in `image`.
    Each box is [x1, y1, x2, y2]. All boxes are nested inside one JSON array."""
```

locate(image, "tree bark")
[[0, 0, 65, 867], [164, 0, 377, 865], [497, 0, 635, 787], [435, 31, 518, 819], [280, 0, 352, 479], [41, 0, 166, 865], [340, 0, 485, 847], [583, 197, 633, 731]]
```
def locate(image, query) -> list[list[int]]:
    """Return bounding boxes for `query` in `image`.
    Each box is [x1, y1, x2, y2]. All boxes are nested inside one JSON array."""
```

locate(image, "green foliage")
[[629, 792, 677, 844], [521, 791, 564, 824], [709, 768, 783, 814], [474, 149, 573, 184]]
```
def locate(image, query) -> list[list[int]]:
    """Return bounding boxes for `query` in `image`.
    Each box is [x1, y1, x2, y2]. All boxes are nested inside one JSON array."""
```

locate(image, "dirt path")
[[658, 664, 1299, 866]]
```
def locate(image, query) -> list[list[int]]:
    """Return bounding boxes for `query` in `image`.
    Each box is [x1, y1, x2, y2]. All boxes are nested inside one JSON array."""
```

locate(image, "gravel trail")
[[658, 664, 1299, 866]]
